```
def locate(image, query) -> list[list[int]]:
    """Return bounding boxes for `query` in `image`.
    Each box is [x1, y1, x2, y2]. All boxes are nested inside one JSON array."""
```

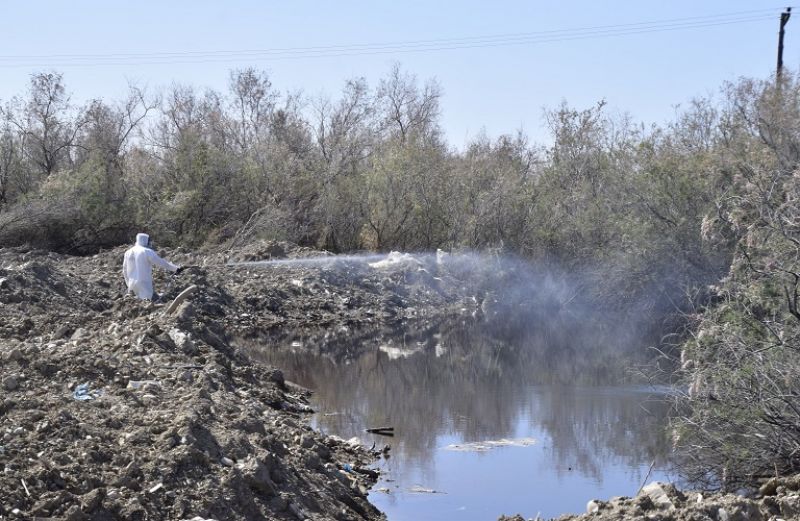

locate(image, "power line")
[[0, 7, 788, 61], [0, 9, 785, 68], [0, 17, 775, 67]]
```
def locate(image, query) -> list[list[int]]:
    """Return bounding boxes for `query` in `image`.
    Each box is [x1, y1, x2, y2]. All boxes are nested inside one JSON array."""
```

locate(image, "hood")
[[135, 233, 150, 247]]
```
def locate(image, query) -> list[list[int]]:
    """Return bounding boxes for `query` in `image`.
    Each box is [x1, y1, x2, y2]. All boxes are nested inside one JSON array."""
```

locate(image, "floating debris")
[[442, 437, 536, 452], [409, 485, 446, 494]]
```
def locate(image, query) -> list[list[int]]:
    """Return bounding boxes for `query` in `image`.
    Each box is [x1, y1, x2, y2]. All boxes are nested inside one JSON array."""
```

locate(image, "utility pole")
[[778, 7, 792, 79]]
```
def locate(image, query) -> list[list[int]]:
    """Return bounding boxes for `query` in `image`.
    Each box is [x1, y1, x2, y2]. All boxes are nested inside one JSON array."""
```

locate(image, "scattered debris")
[[409, 485, 445, 494], [72, 382, 104, 401], [126, 380, 160, 390]]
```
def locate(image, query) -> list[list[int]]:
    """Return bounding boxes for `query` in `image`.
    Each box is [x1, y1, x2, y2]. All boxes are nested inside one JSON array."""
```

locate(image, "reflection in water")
[[247, 318, 673, 520]]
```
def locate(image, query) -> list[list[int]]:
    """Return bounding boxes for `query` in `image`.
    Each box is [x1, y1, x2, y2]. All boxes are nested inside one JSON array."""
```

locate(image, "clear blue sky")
[[0, 1, 797, 147]]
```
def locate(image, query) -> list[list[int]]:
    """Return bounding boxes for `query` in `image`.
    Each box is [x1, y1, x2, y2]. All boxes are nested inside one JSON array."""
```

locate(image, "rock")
[[51, 324, 71, 340], [5, 348, 24, 362], [726, 501, 762, 521], [779, 494, 800, 518], [760, 478, 779, 497], [315, 444, 331, 461], [269, 495, 288, 511], [71, 328, 89, 341], [288, 501, 306, 520], [640, 482, 675, 510], [269, 369, 285, 387], [784, 475, 800, 491], [64, 505, 85, 521], [3, 375, 19, 391], [304, 452, 321, 470], [141, 394, 159, 405], [175, 302, 196, 325], [81, 488, 104, 512], [169, 328, 197, 355], [240, 457, 277, 496]]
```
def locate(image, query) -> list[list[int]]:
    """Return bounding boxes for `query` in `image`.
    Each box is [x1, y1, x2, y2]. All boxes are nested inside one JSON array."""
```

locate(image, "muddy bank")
[[0, 242, 484, 520], [500, 477, 800, 521]]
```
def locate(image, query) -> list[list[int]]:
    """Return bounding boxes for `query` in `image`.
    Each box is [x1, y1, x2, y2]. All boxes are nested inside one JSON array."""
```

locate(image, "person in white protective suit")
[[122, 233, 183, 300]]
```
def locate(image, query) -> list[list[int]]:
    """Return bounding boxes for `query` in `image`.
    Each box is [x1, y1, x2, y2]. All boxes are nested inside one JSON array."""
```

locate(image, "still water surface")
[[254, 319, 673, 520]]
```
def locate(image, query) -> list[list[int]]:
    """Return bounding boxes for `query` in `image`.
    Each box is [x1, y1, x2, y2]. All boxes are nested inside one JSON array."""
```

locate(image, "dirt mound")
[[1, 241, 476, 520]]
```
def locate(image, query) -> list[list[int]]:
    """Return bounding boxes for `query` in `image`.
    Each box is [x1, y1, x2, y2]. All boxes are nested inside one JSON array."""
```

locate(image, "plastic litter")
[[73, 383, 104, 401], [127, 380, 161, 390], [342, 463, 353, 473]]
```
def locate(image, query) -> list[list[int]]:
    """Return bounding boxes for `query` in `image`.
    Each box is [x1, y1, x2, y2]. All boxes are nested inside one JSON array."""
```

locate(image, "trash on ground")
[[72, 383, 104, 401], [127, 380, 161, 390]]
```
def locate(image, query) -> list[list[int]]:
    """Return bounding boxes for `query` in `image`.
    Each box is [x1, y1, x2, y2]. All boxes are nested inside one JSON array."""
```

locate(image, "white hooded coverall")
[[122, 233, 179, 300]]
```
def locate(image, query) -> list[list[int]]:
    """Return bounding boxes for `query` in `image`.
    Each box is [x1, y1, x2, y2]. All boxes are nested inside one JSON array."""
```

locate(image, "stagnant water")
[[252, 318, 674, 520]]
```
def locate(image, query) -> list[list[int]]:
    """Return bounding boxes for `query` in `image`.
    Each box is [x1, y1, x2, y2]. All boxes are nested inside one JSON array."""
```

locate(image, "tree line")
[[0, 66, 731, 308]]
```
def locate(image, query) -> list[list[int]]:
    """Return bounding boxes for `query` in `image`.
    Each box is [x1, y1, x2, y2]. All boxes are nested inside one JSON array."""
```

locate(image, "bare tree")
[[377, 64, 442, 144], [314, 78, 376, 179], [0, 124, 20, 208], [8, 72, 86, 179], [79, 85, 157, 169], [229, 68, 277, 152]]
